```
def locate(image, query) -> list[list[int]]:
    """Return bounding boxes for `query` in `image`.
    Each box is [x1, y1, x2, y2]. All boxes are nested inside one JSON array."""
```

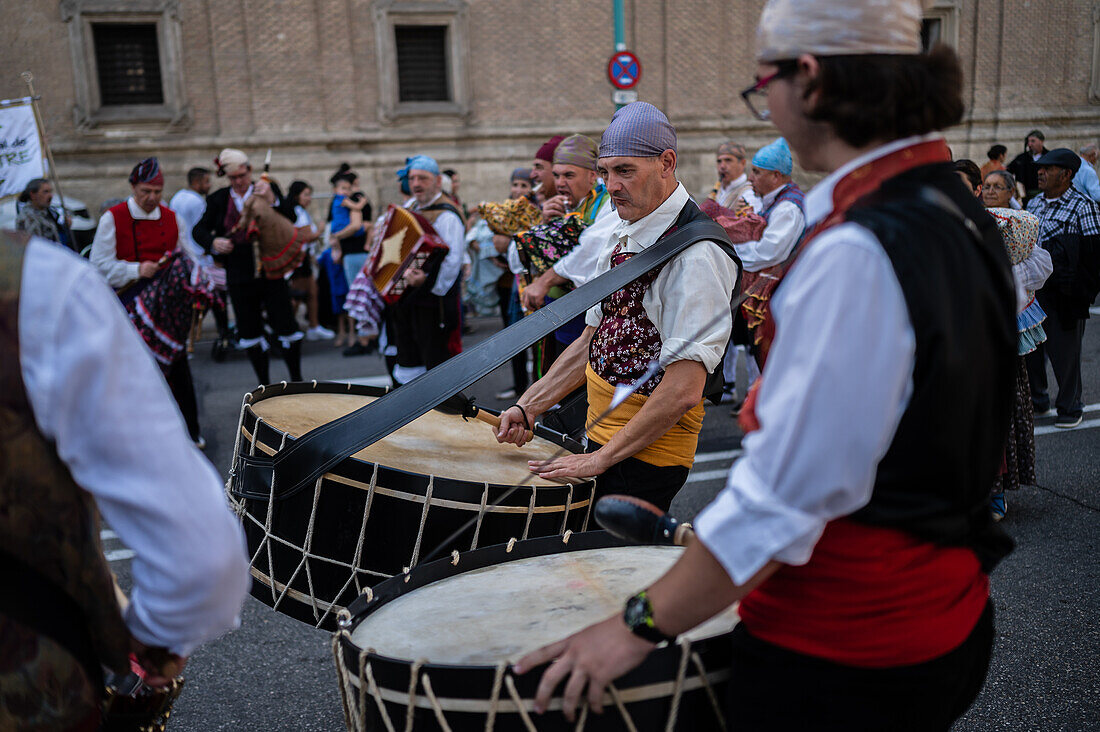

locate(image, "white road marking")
[[1089, 306, 1100, 316], [686, 468, 733, 484], [694, 448, 742, 464], [105, 549, 135, 562], [101, 529, 118, 540]]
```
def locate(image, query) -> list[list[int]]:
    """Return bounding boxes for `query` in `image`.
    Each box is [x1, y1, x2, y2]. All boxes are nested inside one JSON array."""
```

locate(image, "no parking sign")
[[607, 51, 642, 90]]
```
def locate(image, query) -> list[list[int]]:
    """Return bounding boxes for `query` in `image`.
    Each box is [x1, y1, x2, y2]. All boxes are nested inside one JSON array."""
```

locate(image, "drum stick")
[[434, 393, 533, 441], [594, 494, 694, 547]]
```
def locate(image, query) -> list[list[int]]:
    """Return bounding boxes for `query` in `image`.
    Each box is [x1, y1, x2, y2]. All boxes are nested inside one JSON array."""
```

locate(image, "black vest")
[[845, 164, 1016, 570]]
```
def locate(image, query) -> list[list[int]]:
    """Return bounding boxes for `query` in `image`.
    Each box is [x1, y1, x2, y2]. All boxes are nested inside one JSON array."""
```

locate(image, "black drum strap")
[[234, 200, 737, 502]]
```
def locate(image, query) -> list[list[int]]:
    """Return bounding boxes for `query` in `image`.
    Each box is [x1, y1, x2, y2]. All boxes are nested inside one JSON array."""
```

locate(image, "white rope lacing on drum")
[[665, 639, 692, 732], [405, 659, 425, 732], [471, 483, 489, 550], [521, 486, 536, 540], [318, 463, 381, 628], [420, 673, 453, 732], [506, 538, 517, 553], [364, 659, 396, 732], [331, 633, 356, 732], [607, 684, 638, 732], [286, 474, 327, 622], [574, 703, 589, 731], [450, 550, 460, 566], [692, 650, 727, 731], [559, 484, 573, 534], [408, 477, 434, 569], [562, 530, 573, 544], [503, 674, 538, 732], [484, 661, 507, 731]]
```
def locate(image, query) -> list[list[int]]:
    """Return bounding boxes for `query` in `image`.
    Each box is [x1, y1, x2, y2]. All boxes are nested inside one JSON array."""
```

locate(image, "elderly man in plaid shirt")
[[1026, 148, 1100, 428]]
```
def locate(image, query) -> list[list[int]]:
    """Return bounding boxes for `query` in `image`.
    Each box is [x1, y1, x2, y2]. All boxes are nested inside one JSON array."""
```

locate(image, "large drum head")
[[351, 545, 737, 665], [335, 532, 736, 732], [250, 391, 569, 486]]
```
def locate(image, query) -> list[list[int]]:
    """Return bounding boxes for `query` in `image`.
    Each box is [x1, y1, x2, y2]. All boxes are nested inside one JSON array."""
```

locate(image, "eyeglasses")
[[740, 63, 796, 121]]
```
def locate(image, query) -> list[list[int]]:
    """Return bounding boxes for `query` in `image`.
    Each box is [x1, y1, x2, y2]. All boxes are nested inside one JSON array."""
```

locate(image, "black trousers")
[[725, 602, 994, 732], [165, 357, 200, 441], [227, 277, 300, 343], [1026, 300, 1084, 417], [394, 289, 458, 370], [585, 440, 689, 513]]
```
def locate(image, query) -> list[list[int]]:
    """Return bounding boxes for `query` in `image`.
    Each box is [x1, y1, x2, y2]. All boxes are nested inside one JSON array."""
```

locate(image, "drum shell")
[[231, 381, 595, 630], [335, 532, 730, 732]]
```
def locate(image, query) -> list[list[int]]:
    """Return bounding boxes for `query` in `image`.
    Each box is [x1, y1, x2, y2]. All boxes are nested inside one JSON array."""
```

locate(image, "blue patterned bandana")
[[598, 102, 677, 159]]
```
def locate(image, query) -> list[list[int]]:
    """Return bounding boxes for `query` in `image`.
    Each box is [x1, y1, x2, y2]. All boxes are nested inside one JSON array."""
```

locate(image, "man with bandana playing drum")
[[497, 103, 742, 513], [515, 1, 1016, 729]]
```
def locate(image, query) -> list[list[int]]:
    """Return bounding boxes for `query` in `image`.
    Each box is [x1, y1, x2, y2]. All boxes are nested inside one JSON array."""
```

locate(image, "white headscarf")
[[756, 0, 931, 62]]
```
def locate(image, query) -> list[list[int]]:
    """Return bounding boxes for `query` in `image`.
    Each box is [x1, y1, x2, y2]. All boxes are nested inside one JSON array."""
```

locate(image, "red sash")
[[737, 139, 990, 667]]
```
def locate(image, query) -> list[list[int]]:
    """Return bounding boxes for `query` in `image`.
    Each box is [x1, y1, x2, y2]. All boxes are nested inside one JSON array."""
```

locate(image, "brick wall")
[[0, 0, 1096, 214]]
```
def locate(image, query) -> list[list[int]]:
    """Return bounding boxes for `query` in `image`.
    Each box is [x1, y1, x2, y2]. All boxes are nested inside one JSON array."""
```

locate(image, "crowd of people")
[[4, 0, 1100, 727]]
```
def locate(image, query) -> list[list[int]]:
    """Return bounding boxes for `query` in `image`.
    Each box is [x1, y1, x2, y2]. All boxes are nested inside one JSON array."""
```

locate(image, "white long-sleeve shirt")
[[90, 197, 191, 289], [405, 193, 466, 296], [694, 137, 934, 586], [19, 238, 251, 656], [584, 182, 741, 371], [733, 184, 806, 272], [551, 195, 619, 287]]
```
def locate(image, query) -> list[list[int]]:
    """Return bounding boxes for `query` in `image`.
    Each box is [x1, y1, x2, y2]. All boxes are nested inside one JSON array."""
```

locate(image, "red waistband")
[[740, 518, 988, 668]]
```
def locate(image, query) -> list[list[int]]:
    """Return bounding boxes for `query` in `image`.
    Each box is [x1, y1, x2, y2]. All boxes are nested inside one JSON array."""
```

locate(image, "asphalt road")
[[107, 310, 1100, 731]]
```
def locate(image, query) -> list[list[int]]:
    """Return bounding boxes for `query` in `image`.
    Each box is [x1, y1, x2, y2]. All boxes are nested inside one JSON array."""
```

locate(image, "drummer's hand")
[[514, 615, 655, 721], [212, 237, 234, 254], [527, 450, 607, 482], [138, 260, 159, 279], [130, 639, 187, 689], [404, 267, 427, 287], [497, 405, 537, 447]]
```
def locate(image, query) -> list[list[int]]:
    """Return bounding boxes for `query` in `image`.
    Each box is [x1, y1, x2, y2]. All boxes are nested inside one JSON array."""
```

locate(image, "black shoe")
[[343, 342, 371, 357], [1055, 413, 1083, 429]]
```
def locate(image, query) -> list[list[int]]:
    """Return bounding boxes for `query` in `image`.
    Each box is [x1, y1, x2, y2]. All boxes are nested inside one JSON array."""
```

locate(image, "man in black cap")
[[1026, 148, 1100, 428]]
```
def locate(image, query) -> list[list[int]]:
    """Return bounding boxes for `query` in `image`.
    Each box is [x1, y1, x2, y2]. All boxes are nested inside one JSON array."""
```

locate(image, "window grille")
[[395, 26, 450, 102], [92, 23, 164, 106]]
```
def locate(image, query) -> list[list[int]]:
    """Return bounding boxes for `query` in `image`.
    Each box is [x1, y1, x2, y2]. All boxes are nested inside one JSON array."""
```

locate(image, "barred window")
[[395, 25, 450, 102], [92, 23, 164, 106]]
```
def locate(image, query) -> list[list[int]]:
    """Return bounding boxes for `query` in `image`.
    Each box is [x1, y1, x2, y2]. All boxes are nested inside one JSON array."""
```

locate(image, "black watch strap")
[[624, 591, 676, 644]]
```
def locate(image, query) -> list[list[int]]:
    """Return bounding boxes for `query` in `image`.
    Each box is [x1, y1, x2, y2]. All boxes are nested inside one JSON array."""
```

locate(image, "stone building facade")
[[2, 0, 1099, 217]]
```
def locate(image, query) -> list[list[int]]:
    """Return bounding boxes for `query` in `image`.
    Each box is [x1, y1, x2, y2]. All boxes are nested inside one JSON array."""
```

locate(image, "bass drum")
[[227, 381, 595, 630], [333, 531, 735, 731]]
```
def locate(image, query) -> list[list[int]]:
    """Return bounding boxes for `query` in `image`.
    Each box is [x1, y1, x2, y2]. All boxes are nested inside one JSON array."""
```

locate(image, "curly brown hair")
[[802, 45, 965, 149]]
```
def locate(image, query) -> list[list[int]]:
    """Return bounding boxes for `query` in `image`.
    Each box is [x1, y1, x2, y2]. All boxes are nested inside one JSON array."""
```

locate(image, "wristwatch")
[[623, 590, 676, 644]]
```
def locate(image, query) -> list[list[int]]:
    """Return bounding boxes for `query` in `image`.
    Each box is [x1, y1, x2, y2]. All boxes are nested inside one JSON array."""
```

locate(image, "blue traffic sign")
[[608, 51, 642, 90]]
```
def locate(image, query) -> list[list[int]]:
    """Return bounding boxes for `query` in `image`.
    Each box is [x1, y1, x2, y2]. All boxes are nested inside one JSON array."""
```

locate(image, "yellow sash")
[[585, 364, 704, 468]]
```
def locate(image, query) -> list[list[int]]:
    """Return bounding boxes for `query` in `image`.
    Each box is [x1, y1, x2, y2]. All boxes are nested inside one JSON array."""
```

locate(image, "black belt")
[[233, 202, 736, 502]]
